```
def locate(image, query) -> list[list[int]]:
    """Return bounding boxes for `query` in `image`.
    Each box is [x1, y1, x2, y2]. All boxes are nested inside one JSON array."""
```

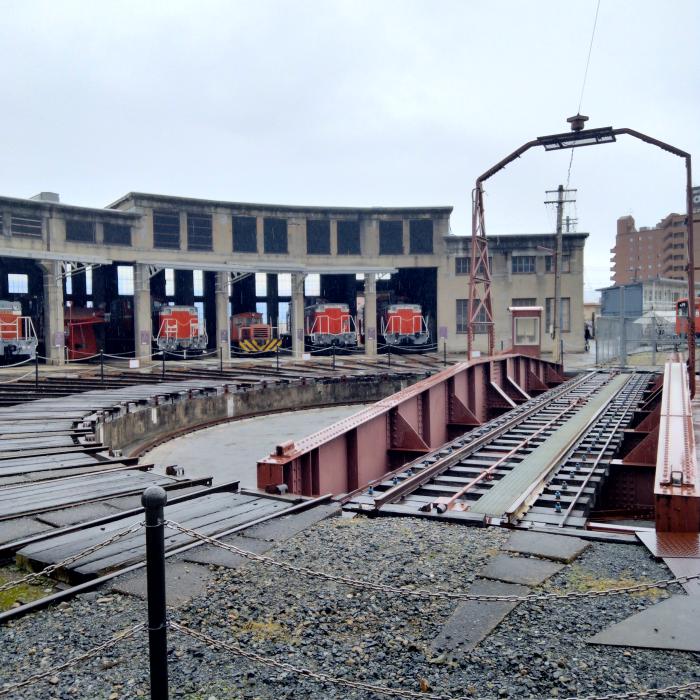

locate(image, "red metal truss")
[[257, 354, 562, 497], [655, 361, 700, 531], [467, 184, 495, 358]]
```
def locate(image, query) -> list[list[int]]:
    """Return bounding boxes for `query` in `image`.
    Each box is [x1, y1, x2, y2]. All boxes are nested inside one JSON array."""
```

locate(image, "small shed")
[[508, 306, 542, 357]]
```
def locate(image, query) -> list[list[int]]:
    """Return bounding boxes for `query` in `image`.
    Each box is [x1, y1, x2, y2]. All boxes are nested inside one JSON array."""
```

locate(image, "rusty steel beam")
[[655, 361, 700, 531], [257, 354, 562, 497]]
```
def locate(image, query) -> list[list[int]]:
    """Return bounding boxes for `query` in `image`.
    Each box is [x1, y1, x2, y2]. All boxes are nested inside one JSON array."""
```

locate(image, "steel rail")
[[0, 492, 333, 623], [438, 372, 629, 512], [556, 376, 641, 527], [437, 379, 612, 513], [372, 371, 596, 509], [506, 373, 636, 525]]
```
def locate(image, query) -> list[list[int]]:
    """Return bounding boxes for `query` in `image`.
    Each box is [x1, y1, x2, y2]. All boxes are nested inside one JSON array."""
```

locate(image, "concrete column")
[[40, 260, 65, 365], [215, 271, 231, 362], [364, 273, 377, 357], [291, 273, 306, 359], [134, 264, 152, 362]]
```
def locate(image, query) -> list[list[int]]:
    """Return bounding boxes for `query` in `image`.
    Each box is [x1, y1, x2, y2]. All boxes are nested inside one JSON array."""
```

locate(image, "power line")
[[578, 0, 602, 113], [566, 0, 603, 191]]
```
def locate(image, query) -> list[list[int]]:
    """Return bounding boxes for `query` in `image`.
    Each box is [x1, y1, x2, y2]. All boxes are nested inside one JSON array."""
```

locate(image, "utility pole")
[[545, 186, 576, 364]]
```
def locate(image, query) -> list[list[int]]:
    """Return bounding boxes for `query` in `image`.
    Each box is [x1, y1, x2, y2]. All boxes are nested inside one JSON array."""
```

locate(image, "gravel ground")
[[1, 516, 700, 700]]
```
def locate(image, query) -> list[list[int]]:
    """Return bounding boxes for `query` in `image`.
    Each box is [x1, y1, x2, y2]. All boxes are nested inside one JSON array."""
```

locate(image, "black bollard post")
[[332, 345, 336, 371], [34, 350, 39, 389], [219, 346, 223, 374], [142, 486, 169, 700], [387, 344, 392, 368], [100, 349, 105, 384], [161, 350, 166, 379], [443, 340, 447, 366]]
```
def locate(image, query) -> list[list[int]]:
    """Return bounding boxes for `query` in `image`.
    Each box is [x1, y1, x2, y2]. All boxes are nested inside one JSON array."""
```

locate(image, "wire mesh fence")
[[595, 313, 685, 368]]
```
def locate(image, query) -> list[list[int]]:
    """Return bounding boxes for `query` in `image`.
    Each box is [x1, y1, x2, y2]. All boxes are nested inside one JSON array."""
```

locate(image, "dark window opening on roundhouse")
[[306, 219, 330, 255], [66, 220, 96, 243], [379, 220, 403, 255], [153, 211, 180, 249], [264, 218, 288, 254], [409, 219, 433, 254], [187, 213, 213, 251], [104, 223, 131, 246], [233, 216, 257, 253], [11, 213, 42, 237], [457, 299, 488, 334], [337, 221, 360, 255]]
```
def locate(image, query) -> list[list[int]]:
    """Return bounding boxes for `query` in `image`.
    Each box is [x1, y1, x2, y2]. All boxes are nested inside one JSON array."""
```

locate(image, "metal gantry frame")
[[467, 116, 695, 395]]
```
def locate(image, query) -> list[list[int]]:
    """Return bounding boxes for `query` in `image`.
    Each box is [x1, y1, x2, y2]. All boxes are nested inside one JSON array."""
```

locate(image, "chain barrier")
[[0, 623, 144, 698], [0, 370, 36, 385], [171, 621, 700, 700], [0, 521, 144, 593], [0, 356, 34, 368], [165, 520, 698, 603], [170, 621, 464, 700]]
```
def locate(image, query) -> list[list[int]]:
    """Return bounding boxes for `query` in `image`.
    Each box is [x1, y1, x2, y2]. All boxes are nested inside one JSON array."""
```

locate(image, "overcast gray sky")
[[1, 1, 698, 300]]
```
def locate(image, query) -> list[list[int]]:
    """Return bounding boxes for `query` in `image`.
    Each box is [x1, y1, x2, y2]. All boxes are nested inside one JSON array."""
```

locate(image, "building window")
[[545, 297, 571, 332], [193, 270, 204, 297], [194, 301, 205, 327], [64, 264, 73, 295], [187, 214, 212, 251], [456, 299, 487, 334], [511, 298, 536, 307], [305, 273, 320, 297], [455, 257, 470, 275], [512, 256, 536, 274], [515, 317, 540, 345], [337, 220, 360, 255], [104, 223, 131, 246], [85, 267, 93, 295], [233, 216, 257, 253], [277, 273, 292, 297], [256, 301, 268, 323], [7, 273, 28, 294], [379, 220, 403, 255], [255, 273, 267, 297], [409, 219, 433, 254], [10, 213, 42, 237], [165, 269, 175, 297], [117, 266, 134, 296], [545, 254, 571, 273], [153, 211, 180, 249], [66, 220, 96, 243], [264, 218, 288, 254], [306, 220, 330, 255]]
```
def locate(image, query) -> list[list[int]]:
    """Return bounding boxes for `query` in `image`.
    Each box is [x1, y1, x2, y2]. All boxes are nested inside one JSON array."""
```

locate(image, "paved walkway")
[[142, 404, 370, 487]]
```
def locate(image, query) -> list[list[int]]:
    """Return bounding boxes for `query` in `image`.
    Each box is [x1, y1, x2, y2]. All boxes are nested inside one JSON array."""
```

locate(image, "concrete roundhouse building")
[[0, 191, 587, 363]]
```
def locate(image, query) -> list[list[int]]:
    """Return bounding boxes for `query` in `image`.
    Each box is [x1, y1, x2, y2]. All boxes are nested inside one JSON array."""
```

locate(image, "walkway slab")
[[183, 534, 273, 568], [431, 580, 529, 653], [502, 530, 589, 563], [111, 561, 215, 607], [589, 595, 700, 652], [240, 503, 341, 542], [479, 554, 563, 586]]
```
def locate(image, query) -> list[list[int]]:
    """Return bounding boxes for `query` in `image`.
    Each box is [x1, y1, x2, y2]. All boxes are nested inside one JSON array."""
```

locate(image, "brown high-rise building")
[[610, 192, 700, 285]]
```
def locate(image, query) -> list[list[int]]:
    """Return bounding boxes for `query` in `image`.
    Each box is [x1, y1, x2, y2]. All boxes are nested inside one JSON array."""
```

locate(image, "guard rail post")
[[387, 344, 391, 369], [332, 345, 336, 371], [34, 351, 39, 389], [142, 486, 169, 700], [100, 349, 105, 385], [161, 351, 166, 379]]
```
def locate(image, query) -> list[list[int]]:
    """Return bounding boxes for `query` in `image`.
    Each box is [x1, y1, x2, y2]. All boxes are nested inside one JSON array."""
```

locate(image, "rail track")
[[345, 370, 654, 529], [0, 353, 443, 406]]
